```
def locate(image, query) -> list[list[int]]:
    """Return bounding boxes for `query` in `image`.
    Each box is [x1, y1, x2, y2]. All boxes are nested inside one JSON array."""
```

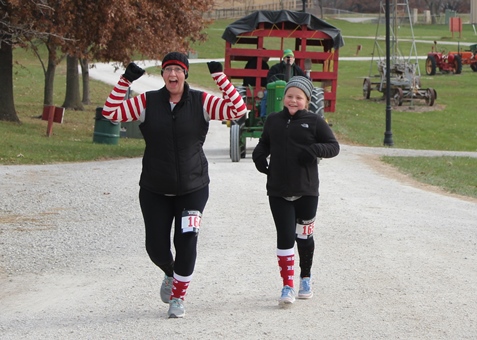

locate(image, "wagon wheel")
[[453, 54, 463, 74], [230, 123, 242, 162], [471, 64, 477, 72], [391, 88, 403, 106], [425, 88, 436, 106], [426, 56, 437, 75], [363, 78, 372, 99], [309, 87, 325, 119]]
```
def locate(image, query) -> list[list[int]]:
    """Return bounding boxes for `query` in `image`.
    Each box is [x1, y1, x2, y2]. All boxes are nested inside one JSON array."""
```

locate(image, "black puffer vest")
[[139, 83, 209, 195]]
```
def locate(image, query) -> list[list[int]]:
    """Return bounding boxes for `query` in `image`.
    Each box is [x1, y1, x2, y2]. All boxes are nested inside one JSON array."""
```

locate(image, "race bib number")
[[296, 219, 315, 239], [181, 210, 202, 234]]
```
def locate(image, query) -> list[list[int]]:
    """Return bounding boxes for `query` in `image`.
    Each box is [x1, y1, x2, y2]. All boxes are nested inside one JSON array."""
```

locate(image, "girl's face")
[[284, 87, 308, 115]]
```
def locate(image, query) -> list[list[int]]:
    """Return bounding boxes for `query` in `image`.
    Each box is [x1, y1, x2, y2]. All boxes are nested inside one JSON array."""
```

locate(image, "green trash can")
[[93, 107, 120, 145], [266, 80, 286, 115], [444, 9, 457, 25]]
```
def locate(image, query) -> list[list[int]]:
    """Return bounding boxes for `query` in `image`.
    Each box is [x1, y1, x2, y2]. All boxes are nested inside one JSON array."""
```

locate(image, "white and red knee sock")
[[277, 248, 295, 287], [171, 273, 192, 300]]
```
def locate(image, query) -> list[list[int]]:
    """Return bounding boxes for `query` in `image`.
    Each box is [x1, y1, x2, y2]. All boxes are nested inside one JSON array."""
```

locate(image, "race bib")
[[296, 218, 315, 239], [181, 210, 202, 234]]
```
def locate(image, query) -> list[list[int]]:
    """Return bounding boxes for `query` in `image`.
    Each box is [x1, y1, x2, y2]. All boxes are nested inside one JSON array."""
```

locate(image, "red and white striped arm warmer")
[[102, 77, 146, 122], [202, 72, 247, 121]]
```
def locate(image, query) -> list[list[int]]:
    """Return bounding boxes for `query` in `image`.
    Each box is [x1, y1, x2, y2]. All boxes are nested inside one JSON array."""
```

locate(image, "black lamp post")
[[383, 0, 394, 146]]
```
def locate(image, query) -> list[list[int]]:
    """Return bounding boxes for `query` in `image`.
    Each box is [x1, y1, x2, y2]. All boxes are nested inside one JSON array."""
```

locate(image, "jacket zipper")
[[171, 106, 180, 194]]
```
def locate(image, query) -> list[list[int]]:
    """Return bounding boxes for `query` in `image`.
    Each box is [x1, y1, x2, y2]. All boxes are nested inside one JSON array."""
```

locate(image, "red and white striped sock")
[[171, 273, 192, 300], [277, 248, 295, 287]]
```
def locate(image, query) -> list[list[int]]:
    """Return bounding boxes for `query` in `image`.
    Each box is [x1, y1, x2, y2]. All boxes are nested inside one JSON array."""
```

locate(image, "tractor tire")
[[235, 86, 249, 128], [236, 85, 247, 96], [453, 54, 463, 74], [426, 55, 437, 75], [309, 87, 325, 119], [230, 123, 241, 162], [363, 78, 372, 99], [236, 86, 248, 108], [471, 63, 477, 72]]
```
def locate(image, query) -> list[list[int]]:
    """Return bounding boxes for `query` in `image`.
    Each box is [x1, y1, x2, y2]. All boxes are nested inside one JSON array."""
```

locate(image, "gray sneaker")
[[168, 297, 185, 318], [278, 285, 295, 306], [298, 277, 313, 299], [160, 275, 173, 303]]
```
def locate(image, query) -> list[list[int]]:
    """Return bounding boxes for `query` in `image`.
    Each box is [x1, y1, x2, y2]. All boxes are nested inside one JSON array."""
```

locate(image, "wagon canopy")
[[222, 10, 345, 50]]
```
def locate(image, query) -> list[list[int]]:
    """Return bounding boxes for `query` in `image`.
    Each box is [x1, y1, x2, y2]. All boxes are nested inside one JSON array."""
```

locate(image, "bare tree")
[[1, 0, 214, 122], [62, 55, 83, 110], [0, 0, 55, 122], [62, 0, 214, 110]]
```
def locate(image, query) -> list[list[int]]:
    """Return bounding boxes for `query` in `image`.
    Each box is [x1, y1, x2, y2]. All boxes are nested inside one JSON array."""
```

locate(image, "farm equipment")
[[222, 10, 344, 162], [425, 41, 463, 75], [363, 0, 436, 107], [363, 61, 437, 107], [467, 44, 477, 71], [426, 41, 477, 75]]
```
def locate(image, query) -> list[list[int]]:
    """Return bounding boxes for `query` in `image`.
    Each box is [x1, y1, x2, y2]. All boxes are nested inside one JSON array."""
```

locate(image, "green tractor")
[[222, 10, 344, 162]]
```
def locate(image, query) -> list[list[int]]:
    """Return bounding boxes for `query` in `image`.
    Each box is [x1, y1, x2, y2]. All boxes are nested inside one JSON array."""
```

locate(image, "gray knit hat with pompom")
[[284, 76, 314, 100]]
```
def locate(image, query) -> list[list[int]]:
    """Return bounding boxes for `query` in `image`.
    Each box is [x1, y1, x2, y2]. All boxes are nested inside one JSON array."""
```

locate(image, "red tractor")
[[426, 41, 462, 75]]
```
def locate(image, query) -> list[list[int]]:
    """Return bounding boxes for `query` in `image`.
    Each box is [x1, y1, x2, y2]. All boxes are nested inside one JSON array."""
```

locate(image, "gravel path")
[[1, 122, 477, 339], [1, 67, 476, 339]]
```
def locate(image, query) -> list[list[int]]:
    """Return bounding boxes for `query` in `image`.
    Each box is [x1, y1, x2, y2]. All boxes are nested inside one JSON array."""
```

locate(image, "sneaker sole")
[[278, 298, 295, 307], [168, 312, 185, 318], [298, 292, 313, 299]]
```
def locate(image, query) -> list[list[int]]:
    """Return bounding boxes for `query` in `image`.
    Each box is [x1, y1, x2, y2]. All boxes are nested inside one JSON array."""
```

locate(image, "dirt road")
[[1, 67, 476, 339], [1, 118, 476, 339]]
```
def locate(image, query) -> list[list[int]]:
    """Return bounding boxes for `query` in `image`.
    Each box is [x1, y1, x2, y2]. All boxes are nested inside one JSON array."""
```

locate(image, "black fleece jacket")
[[252, 107, 340, 197]]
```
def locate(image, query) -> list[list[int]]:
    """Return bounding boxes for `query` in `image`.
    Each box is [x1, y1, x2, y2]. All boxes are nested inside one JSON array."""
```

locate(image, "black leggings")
[[139, 186, 209, 277], [268, 195, 318, 250], [269, 195, 318, 278]]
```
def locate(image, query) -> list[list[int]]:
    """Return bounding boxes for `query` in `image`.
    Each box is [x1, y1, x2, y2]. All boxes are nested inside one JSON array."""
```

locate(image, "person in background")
[[102, 52, 247, 318], [267, 49, 305, 83], [243, 50, 270, 88], [252, 76, 339, 307], [260, 49, 306, 118]]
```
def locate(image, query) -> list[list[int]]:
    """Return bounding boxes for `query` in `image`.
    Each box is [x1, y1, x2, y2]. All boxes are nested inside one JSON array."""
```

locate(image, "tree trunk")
[[44, 57, 56, 106], [80, 58, 91, 105], [0, 36, 21, 123], [62, 55, 84, 110], [431, 3, 438, 24]]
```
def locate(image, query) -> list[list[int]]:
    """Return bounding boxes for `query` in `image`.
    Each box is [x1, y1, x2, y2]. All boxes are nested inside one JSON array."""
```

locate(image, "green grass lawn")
[[2, 15, 476, 199]]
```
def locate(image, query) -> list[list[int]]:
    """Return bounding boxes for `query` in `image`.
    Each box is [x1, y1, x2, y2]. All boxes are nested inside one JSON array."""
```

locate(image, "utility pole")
[[383, 0, 394, 146]]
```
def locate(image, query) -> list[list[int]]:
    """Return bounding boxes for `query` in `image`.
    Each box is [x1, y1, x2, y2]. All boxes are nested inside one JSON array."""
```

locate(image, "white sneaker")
[[160, 275, 173, 303], [298, 277, 313, 299], [168, 298, 185, 318], [278, 285, 295, 306]]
